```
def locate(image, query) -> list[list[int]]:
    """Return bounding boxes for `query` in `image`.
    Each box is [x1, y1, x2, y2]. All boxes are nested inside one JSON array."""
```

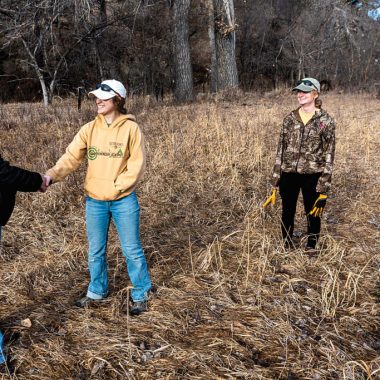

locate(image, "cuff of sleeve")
[[270, 178, 280, 188], [45, 169, 57, 183], [316, 183, 329, 194]]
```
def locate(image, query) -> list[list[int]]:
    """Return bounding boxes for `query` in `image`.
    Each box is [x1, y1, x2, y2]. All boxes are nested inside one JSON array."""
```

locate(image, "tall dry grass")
[[0, 91, 379, 379]]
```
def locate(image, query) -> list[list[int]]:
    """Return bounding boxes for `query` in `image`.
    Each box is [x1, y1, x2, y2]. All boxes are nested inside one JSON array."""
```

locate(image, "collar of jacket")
[[95, 114, 137, 130], [292, 107, 324, 124]]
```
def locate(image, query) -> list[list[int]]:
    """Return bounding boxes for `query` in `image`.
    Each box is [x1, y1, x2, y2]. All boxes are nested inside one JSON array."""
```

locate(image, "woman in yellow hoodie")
[[46, 79, 151, 315]]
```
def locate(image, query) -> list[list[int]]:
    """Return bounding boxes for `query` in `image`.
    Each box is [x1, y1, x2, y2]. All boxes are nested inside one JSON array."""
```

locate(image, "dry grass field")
[[0, 91, 379, 380]]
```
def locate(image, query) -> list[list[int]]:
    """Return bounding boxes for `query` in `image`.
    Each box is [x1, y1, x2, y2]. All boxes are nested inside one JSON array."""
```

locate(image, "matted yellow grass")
[[0, 92, 379, 379]]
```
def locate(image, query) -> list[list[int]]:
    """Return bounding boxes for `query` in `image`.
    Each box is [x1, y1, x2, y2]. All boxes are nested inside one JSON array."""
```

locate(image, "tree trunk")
[[297, 57, 303, 80], [274, 43, 283, 90], [39, 77, 50, 107], [22, 38, 50, 106], [213, 0, 239, 90], [94, 42, 105, 81], [98, 0, 107, 25], [172, 0, 193, 102], [94, 0, 107, 80], [208, 0, 217, 92]]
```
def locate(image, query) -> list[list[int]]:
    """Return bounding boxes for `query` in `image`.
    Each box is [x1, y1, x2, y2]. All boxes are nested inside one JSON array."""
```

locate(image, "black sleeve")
[[0, 155, 42, 192]]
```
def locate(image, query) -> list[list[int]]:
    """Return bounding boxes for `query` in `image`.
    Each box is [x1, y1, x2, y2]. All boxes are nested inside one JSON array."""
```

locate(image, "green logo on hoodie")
[[88, 146, 123, 160], [88, 147, 98, 160]]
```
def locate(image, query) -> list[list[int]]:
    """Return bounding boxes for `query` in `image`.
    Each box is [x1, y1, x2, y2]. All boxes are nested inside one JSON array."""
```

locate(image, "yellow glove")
[[309, 194, 328, 217], [263, 188, 277, 208]]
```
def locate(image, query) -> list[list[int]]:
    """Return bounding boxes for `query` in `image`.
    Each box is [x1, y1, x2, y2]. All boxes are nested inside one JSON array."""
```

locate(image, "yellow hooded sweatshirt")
[[46, 114, 145, 201]]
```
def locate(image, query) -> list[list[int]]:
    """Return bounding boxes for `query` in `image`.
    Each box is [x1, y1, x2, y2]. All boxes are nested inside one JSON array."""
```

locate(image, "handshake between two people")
[[39, 174, 53, 193]]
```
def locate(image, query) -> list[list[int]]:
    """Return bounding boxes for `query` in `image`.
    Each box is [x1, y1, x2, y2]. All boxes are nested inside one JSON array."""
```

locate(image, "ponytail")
[[113, 96, 128, 114]]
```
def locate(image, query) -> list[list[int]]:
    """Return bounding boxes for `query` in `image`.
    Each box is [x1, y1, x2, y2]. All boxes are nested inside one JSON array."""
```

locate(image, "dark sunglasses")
[[296, 80, 318, 91], [96, 83, 121, 97]]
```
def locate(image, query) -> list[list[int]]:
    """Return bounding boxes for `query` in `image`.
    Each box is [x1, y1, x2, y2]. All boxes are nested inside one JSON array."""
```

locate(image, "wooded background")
[[0, 0, 379, 105]]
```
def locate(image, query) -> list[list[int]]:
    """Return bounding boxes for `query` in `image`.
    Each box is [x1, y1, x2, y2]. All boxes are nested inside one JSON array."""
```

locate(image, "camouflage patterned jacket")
[[271, 108, 336, 193]]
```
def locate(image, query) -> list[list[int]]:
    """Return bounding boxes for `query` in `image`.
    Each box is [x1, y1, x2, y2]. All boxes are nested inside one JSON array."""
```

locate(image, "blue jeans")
[[0, 227, 5, 364], [85, 192, 151, 302], [0, 331, 4, 364]]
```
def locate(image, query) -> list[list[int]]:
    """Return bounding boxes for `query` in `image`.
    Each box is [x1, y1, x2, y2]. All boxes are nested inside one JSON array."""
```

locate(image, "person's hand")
[[309, 194, 327, 217], [263, 188, 277, 208], [39, 175, 52, 193]]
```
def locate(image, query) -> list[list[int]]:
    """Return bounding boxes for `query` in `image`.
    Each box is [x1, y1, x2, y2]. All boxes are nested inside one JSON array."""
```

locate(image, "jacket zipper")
[[294, 113, 317, 172], [295, 120, 305, 172]]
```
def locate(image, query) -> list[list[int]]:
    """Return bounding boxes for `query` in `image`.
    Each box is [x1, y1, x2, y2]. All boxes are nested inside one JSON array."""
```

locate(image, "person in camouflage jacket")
[[268, 77, 336, 251]]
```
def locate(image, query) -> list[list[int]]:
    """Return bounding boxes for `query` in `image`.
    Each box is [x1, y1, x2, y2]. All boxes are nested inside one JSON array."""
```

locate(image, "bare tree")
[[0, 0, 379, 101], [282, 0, 379, 87], [207, 0, 218, 92], [211, 0, 239, 90], [2, 1, 80, 105], [93, 0, 108, 80], [172, 0, 193, 101], [0, 0, 122, 105]]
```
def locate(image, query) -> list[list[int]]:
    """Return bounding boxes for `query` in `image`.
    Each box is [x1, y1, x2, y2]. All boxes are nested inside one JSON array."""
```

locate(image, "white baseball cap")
[[88, 79, 127, 100]]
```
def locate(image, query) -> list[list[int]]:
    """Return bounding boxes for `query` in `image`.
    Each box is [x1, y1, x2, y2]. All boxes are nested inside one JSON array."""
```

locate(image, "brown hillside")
[[0, 92, 379, 379]]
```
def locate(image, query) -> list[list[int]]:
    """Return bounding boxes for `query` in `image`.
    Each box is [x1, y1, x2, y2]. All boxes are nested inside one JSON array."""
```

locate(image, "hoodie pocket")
[[84, 177, 120, 200]]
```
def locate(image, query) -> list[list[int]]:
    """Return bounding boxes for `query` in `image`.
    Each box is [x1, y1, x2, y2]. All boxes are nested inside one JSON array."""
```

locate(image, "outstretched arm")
[[0, 155, 42, 192], [45, 123, 90, 182]]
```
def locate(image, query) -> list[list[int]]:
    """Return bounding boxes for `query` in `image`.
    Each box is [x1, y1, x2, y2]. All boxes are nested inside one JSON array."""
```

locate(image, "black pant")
[[279, 172, 321, 248]]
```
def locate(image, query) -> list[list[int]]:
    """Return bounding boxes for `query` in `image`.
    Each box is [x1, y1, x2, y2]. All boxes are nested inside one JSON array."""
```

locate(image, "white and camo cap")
[[292, 77, 320, 93], [88, 79, 127, 100]]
